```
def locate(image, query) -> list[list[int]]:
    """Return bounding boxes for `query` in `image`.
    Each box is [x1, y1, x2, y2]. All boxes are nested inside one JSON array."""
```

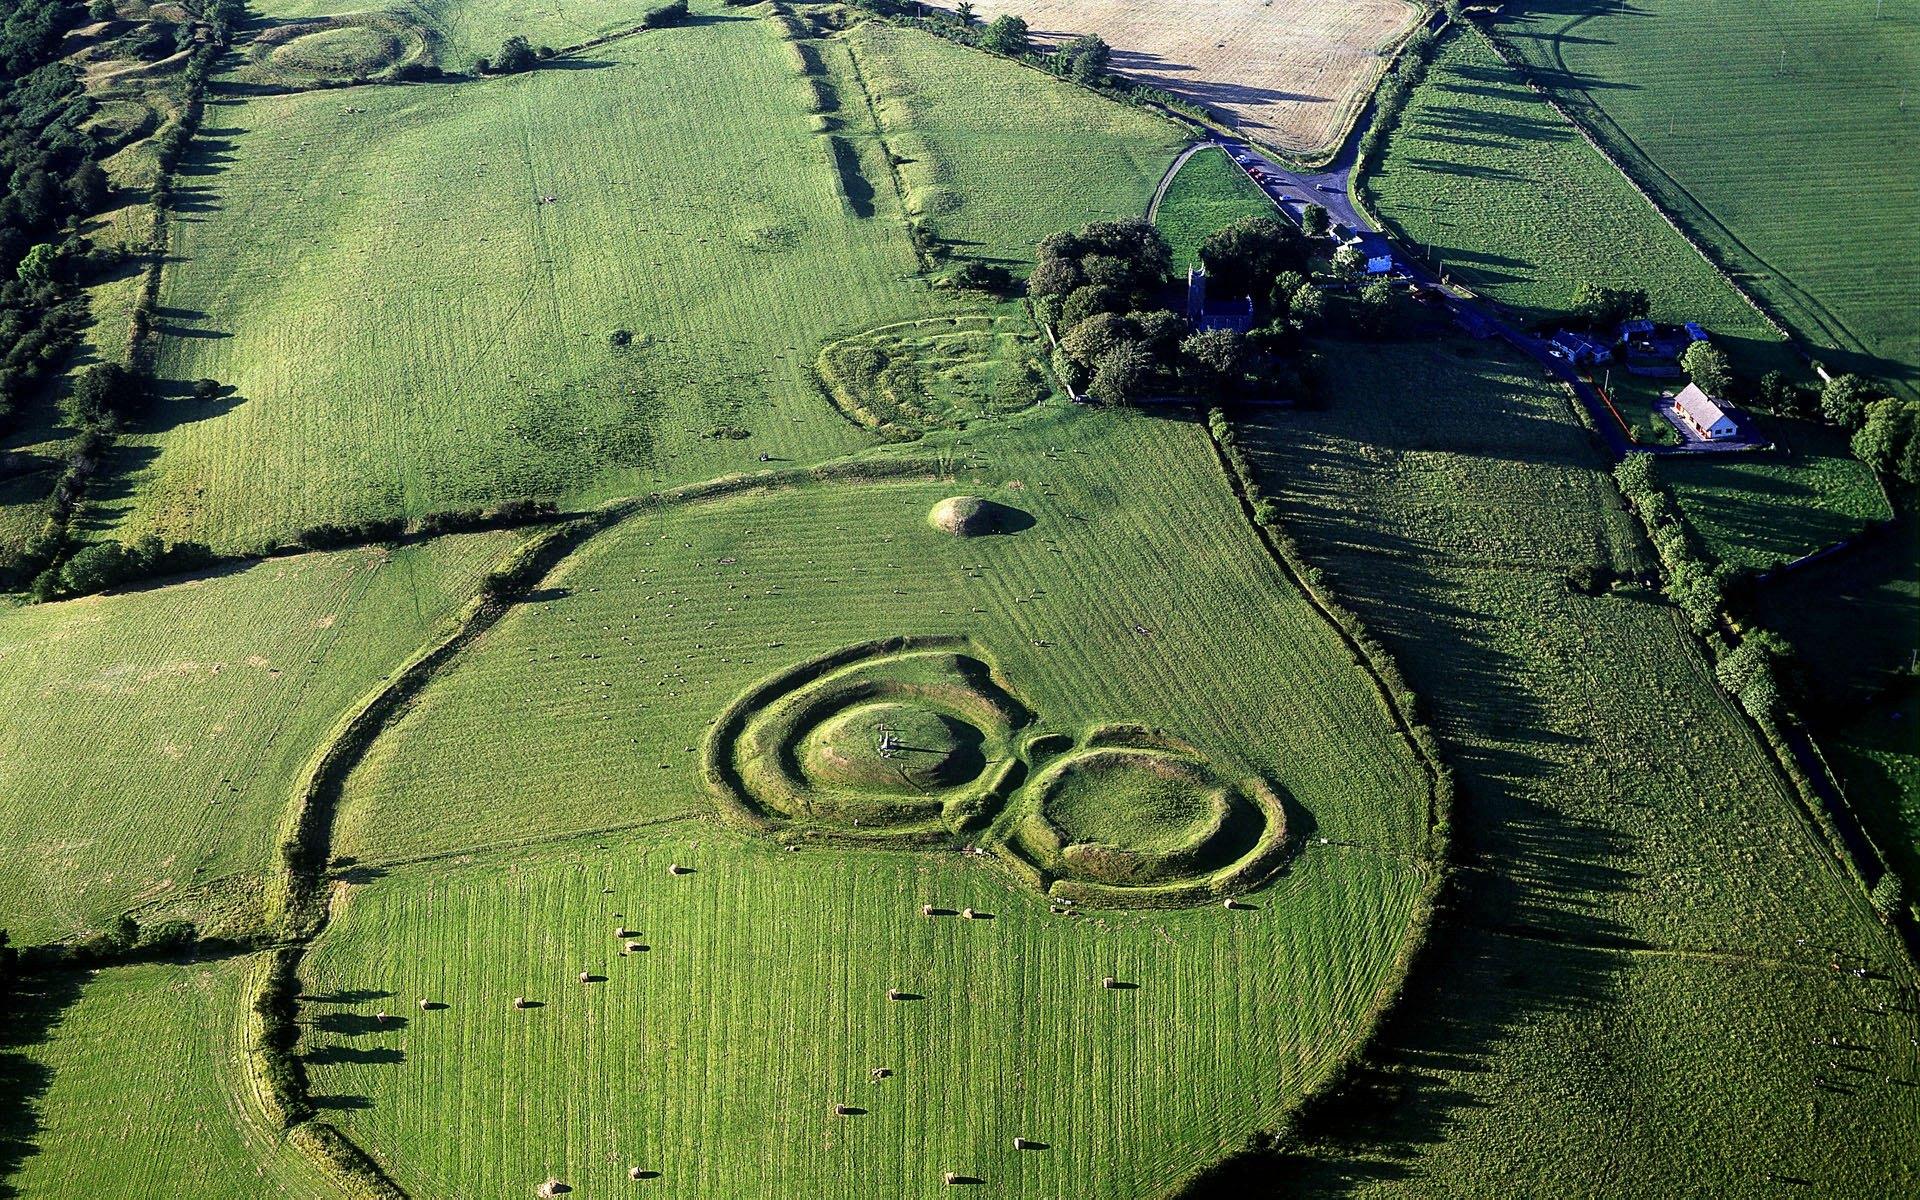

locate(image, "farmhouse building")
[[1550, 330, 1613, 366], [1672, 383, 1738, 440], [1186, 266, 1255, 333]]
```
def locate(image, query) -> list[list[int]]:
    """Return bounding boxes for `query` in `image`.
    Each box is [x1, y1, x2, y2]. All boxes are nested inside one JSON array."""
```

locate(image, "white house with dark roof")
[[1672, 383, 1738, 440]]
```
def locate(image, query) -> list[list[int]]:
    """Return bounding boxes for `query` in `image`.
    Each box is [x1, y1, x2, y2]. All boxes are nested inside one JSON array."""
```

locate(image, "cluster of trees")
[[1031, 217, 1335, 404], [1614, 452, 1725, 635], [0, 0, 117, 436], [1569, 281, 1649, 330], [479, 35, 550, 74]]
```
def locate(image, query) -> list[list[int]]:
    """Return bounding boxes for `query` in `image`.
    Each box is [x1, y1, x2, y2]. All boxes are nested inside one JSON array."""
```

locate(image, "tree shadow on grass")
[[0, 970, 86, 1200]]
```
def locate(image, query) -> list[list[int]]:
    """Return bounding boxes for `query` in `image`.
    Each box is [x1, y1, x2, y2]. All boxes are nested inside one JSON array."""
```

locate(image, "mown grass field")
[[1, 955, 336, 1198], [304, 825, 1427, 1197], [300, 406, 1438, 1195], [93, 7, 1180, 554], [1152, 146, 1274, 271], [0, 532, 510, 944], [1655, 417, 1892, 571], [957, 0, 1419, 155], [248, 0, 669, 68], [1494, 0, 1920, 397], [1366, 30, 1788, 371], [847, 20, 1186, 269], [1233, 339, 1919, 1192]]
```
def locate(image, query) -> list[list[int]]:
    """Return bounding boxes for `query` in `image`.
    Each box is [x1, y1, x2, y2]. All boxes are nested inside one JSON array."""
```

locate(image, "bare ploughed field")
[[959, 0, 1419, 154]]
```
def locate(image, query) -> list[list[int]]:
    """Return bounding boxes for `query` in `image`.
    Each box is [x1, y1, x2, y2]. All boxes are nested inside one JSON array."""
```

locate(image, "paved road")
[[1194, 131, 1649, 457]]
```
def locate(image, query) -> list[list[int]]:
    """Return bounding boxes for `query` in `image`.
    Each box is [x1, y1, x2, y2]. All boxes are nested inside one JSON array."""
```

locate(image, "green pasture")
[[300, 405, 1435, 1194], [1, 955, 336, 1198], [1655, 417, 1892, 572], [247, 0, 670, 68], [1367, 30, 1787, 371], [1152, 147, 1275, 272], [334, 411, 1429, 864], [1825, 686, 1920, 895], [1757, 515, 1919, 709], [815, 315, 1052, 438], [846, 20, 1187, 269], [95, 8, 1177, 554], [0, 532, 510, 944], [1233, 338, 1918, 1190], [304, 823, 1428, 1197], [1494, 0, 1920, 397]]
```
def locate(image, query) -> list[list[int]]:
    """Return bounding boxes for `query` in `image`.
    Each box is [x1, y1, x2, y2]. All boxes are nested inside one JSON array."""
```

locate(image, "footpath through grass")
[[1152, 146, 1275, 272], [0, 531, 511, 944], [1492, 0, 1920, 397], [1366, 29, 1786, 371], [1229, 338, 1919, 1194]]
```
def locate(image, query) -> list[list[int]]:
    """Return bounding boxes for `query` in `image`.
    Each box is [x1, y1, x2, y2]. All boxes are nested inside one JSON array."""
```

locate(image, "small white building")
[[1365, 254, 1394, 275], [1672, 382, 1738, 440]]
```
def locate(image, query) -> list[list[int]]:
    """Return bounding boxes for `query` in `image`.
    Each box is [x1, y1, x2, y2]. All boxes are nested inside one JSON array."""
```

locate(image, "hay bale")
[[625, 941, 646, 953], [513, 996, 528, 1009], [834, 1103, 855, 1116], [871, 1066, 891, 1080], [579, 971, 592, 984], [1101, 976, 1117, 989], [928, 495, 1023, 537], [616, 925, 635, 938], [961, 907, 977, 920], [1013, 1137, 1037, 1150], [922, 904, 935, 917], [1222, 898, 1238, 910], [668, 862, 688, 876], [628, 1166, 643, 1181], [887, 988, 903, 1001], [537, 1179, 569, 1198], [944, 1172, 961, 1185]]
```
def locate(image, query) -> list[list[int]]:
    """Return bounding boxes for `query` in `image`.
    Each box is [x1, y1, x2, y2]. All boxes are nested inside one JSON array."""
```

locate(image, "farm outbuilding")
[[1550, 330, 1613, 366], [1671, 383, 1739, 440]]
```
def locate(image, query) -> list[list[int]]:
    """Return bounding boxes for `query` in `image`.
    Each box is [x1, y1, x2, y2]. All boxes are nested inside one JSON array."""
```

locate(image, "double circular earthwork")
[[702, 639, 1294, 908]]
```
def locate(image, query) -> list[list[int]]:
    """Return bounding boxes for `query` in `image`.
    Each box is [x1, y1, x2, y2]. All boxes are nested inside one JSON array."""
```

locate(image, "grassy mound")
[[235, 16, 424, 89], [816, 316, 1051, 438], [1004, 739, 1289, 904], [801, 701, 985, 794], [1042, 749, 1222, 852], [928, 495, 1025, 537], [706, 640, 1031, 841]]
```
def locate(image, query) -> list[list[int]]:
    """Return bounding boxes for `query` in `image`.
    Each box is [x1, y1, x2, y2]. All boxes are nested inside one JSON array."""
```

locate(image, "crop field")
[[1366, 30, 1788, 370], [1, 955, 336, 1198], [94, 7, 1180, 554], [1151, 146, 1275, 271], [0, 532, 511, 944], [289, 406, 1440, 1195], [1655, 417, 1892, 572], [1493, 0, 1920, 397], [845, 21, 1185, 267], [955, 0, 1421, 155], [1231, 339, 1919, 1190]]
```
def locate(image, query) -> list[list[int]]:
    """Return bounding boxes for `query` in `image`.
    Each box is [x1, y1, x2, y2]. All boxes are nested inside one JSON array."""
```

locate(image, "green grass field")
[[1493, 0, 1920, 397], [85, 7, 1179, 554], [847, 20, 1187, 269], [1656, 417, 1892, 571], [1152, 147, 1275, 271], [0, 532, 511, 944], [1232, 338, 1919, 1191], [247, 0, 668, 68], [1366, 29, 1787, 371], [295, 406, 1438, 1195], [1, 955, 337, 1198]]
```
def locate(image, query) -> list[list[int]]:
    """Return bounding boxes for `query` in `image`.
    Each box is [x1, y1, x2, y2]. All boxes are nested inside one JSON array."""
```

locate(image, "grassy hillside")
[[1228, 340, 1919, 1193], [1655, 417, 1892, 571], [847, 20, 1186, 269], [1153, 147, 1275, 271], [90, 9, 1178, 554], [0, 532, 511, 944], [296, 406, 1439, 1195], [1, 956, 338, 1198], [1493, 0, 1920, 397], [1365, 30, 1786, 369], [249, 0, 670, 68]]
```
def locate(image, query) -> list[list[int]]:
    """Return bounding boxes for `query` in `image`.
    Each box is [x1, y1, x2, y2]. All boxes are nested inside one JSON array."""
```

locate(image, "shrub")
[[1087, 342, 1153, 406], [492, 35, 537, 74], [979, 14, 1028, 56], [1870, 873, 1906, 922], [948, 260, 1011, 293], [643, 0, 690, 27], [1819, 373, 1877, 429], [1680, 341, 1733, 397]]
